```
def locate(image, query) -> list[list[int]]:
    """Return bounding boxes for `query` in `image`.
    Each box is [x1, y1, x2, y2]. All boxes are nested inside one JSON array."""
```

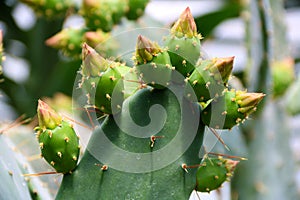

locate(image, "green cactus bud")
[[196, 157, 239, 192], [81, 0, 127, 32], [201, 89, 265, 129], [20, 0, 74, 19], [271, 58, 295, 98], [81, 43, 109, 77], [79, 44, 137, 113], [135, 35, 172, 89], [36, 100, 80, 174], [37, 100, 62, 130], [187, 57, 234, 102], [171, 7, 198, 38], [125, 0, 149, 20], [46, 28, 86, 58], [164, 7, 201, 77]]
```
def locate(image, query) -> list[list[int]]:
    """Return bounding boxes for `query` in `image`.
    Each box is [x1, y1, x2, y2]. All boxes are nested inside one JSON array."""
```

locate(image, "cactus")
[[19, 0, 74, 19], [48, 7, 265, 199], [125, 0, 149, 20], [45, 28, 117, 59], [195, 156, 239, 192], [79, 43, 137, 115], [201, 89, 265, 129], [187, 57, 234, 102], [35, 100, 80, 174], [164, 7, 202, 78], [0, 134, 32, 200], [135, 35, 173, 89], [81, 0, 127, 32], [271, 58, 295, 98]]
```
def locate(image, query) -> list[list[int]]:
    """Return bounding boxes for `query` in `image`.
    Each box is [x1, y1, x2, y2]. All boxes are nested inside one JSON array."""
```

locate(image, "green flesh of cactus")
[[56, 87, 205, 199]]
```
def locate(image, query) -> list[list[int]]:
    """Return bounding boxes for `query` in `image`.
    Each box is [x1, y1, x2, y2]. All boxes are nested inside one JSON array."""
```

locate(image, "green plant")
[[31, 8, 265, 199]]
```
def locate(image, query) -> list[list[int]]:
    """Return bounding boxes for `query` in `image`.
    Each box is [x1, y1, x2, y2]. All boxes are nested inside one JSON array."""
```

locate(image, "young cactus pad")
[[35, 100, 80, 174], [201, 89, 265, 129], [164, 7, 201, 78], [187, 57, 234, 102], [135, 35, 173, 89], [79, 43, 138, 115], [196, 156, 239, 192]]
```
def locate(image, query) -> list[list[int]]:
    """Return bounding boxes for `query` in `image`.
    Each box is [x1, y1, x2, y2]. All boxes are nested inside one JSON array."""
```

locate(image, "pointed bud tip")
[[37, 100, 62, 130], [171, 7, 197, 38], [135, 35, 160, 63]]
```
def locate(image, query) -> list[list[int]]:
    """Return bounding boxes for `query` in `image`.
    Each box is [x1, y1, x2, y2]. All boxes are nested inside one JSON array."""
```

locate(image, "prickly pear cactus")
[[125, 0, 149, 20], [195, 156, 239, 192], [35, 100, 80, 174], [35, 7, 265, 199]]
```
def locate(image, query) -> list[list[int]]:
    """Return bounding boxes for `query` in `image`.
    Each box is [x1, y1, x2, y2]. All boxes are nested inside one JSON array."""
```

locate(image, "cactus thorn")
[[39, 143, 44, 149], [50, 161, 55, 166], [72, 156, 77, 161]]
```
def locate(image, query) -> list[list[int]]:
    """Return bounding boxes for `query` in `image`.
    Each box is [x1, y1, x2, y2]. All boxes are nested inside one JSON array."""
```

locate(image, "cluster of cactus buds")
[[196, 156, 239, 192], [81, 0, 149, 32], [35, 100, 80, 174], [20, 0, 74, 18], [22, 0, 149, 58], [45, 28, 116, 59], [35, 7, 266, 196]]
